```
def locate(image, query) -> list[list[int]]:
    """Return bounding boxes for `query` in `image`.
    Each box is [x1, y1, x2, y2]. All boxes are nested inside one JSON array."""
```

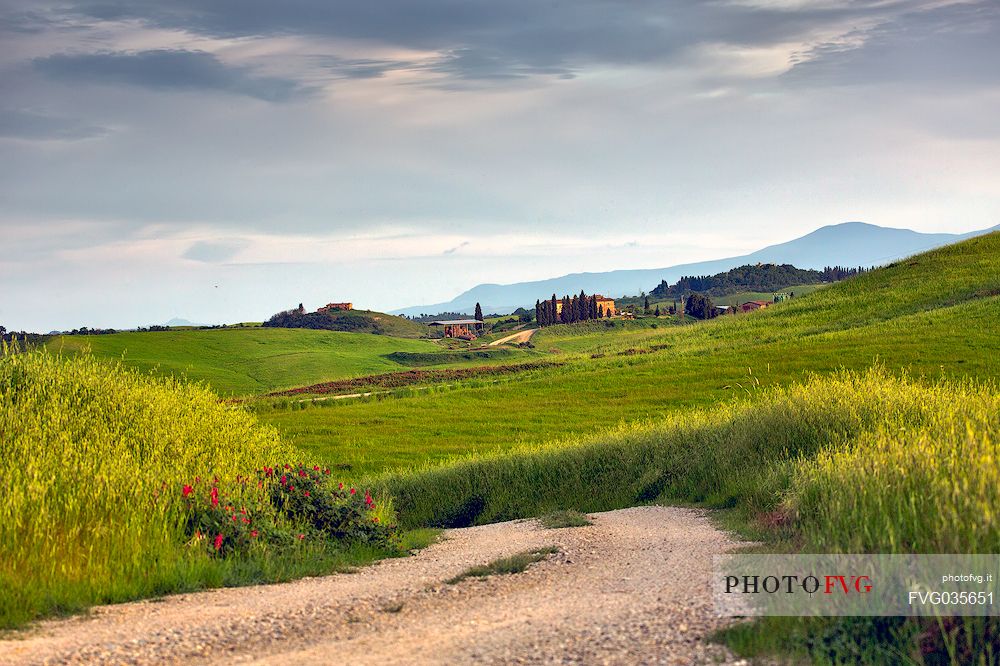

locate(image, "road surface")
[[0, 507, 747, 665]]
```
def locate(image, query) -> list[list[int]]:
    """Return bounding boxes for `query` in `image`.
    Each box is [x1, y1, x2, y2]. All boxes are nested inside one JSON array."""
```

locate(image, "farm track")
[[488, 328, 539, 346], [0, 507, 747, 665], [265, 360, 560, 398]]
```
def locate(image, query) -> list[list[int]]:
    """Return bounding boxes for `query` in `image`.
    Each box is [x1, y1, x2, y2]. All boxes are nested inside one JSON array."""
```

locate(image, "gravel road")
[[488, 328, 538, 346], [0, 506, 748, 665]]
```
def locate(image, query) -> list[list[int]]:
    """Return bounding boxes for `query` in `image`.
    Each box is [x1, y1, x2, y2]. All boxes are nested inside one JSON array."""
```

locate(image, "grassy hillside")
[[371, 369, 1000, 663], [264, 308, 429, 338], [0, 349, 402, 628], [260, 232, 1000, 476], [48, 328, 438, 395]]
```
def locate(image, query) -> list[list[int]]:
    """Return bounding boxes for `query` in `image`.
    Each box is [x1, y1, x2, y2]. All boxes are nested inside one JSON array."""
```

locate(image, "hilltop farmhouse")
[[317, 302, 352, 313]]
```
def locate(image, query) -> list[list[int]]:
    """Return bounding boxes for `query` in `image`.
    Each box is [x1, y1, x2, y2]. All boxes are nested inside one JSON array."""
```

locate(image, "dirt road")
[[488, 328, 538, 346], [0, 507, 747, 665]]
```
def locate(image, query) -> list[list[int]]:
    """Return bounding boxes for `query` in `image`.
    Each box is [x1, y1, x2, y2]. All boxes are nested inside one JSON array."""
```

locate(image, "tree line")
[[534, 291, 611, 327], [650, 263, 866, 299]]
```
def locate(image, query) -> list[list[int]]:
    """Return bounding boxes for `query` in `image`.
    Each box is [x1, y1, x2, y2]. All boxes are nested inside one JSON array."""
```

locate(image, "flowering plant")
[[180, 465, 395, 557]]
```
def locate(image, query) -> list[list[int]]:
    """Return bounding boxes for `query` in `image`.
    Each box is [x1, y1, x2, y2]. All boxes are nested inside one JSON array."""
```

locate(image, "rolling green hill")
[[48, 328, 438, 395], [261, 232, 1000, 475], [263, 308, 428, 338]]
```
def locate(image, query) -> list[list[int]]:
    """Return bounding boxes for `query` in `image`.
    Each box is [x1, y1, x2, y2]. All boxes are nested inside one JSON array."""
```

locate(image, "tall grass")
[[372, 368, 999, 663], [793, 386, 1000, 553], [0, 347, 345, 627], [376, 368, 1000, 555]]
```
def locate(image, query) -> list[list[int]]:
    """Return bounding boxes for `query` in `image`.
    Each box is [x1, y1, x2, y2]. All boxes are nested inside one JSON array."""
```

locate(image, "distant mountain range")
[[392, 222, 998, 317]]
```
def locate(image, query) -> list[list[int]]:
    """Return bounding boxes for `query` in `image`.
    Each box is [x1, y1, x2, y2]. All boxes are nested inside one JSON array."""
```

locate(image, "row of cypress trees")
[[535, 291, 610, 327]]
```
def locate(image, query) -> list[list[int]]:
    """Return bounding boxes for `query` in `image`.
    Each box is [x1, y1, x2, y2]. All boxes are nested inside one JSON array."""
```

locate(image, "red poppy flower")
[[251, 530, 259, 538], [182, 485, 193, 497], [304, 491, 310, 497], [338, 482, 344, 490], [297, 534, 305, 540], [350, 488, 356, 495], [280, 475, 287, 484], [313, 465, 320, 471], [214, 534, 224, 551]]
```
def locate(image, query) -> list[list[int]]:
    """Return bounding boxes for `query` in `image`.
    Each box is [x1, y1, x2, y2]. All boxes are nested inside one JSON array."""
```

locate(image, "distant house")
[[715, 305, 733, 315], [594, 295, 616, 317], [317, 302, 353, 313], [739, 300, 771, 313], [554, 295, 616, 316], [428, 319, 485, 339]]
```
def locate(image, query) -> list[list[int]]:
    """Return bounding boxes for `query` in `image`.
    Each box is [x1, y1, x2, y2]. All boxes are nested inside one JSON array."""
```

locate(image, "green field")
[[260, 233, 1000, 477], [48, 328, 447, 395]]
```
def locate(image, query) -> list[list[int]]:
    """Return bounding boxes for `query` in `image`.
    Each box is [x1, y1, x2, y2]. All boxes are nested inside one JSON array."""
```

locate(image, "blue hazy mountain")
[[392, 222, 998, 317]]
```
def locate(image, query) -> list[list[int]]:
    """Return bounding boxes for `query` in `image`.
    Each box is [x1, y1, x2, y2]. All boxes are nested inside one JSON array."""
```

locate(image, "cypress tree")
[[654, 305, 660, 316], [644, 296, 650, 314], [474, 302, 483, 321], [535, 300, 542, 326]]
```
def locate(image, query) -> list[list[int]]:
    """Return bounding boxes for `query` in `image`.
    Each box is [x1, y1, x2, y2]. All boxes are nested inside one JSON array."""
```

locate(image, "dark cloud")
[[33, 49, 313, 101], [0, 109, 107, 140], [5, 1, 997, 88], [16, 0, 905, 81], [783, 2, 1000, 88]]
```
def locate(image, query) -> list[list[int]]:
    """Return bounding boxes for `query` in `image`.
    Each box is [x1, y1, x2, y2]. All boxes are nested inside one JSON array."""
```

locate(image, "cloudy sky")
[[2, 0, 999, 330]]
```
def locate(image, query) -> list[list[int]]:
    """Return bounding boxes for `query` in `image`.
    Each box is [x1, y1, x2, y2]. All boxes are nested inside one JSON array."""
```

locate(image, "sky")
[[1, 0, 999, 331]]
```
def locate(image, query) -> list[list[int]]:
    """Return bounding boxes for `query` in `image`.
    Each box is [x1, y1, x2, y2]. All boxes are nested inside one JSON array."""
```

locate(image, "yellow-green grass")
[[369, 368, 1000, 663], [261, 233, 1000, 477], [373, 368, 999, 555], [0, 348, 399, 629], [47, 328, 439, 396]]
